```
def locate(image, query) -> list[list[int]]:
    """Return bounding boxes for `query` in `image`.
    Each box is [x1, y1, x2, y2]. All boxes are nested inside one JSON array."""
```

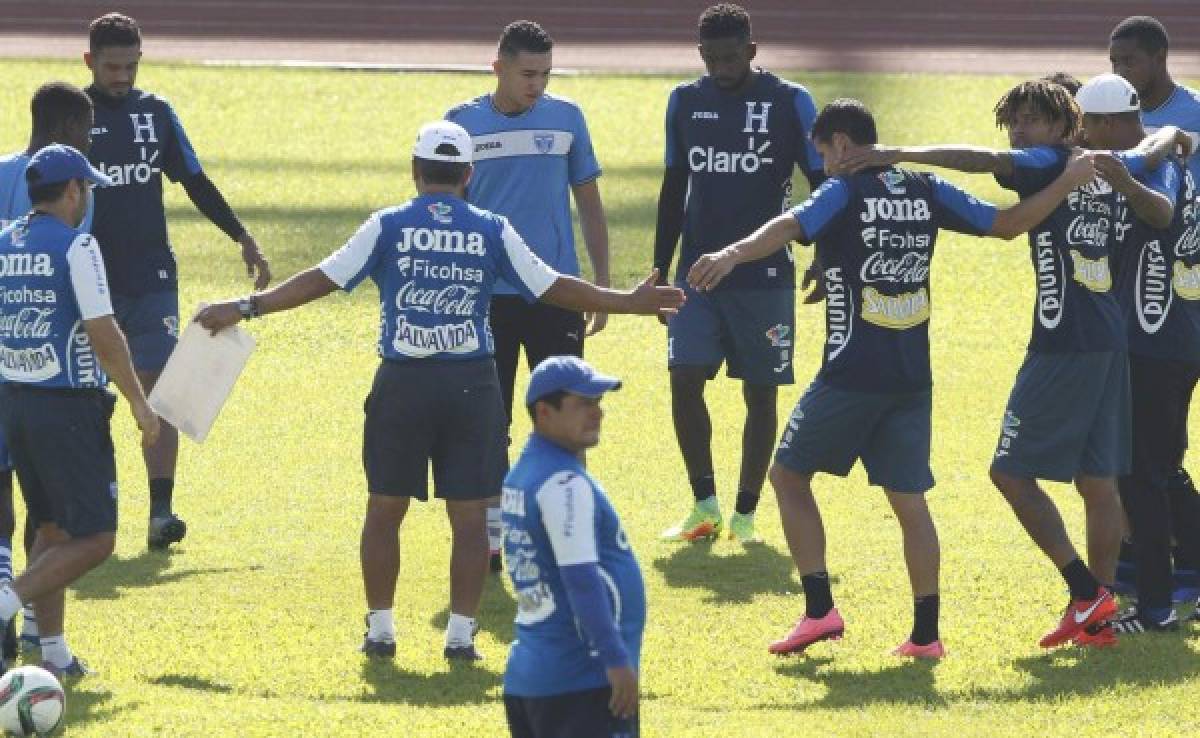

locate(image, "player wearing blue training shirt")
[[655, 4, 826, 545], [195, 122, 681, 663], [688, 99, 1093, 659], [1079, 74, 1200, 633], [845, 79, 1185, 648], [446, 20, 611, 573], [0, 145, 159, 678], [83, 13, 272, 551], [0, 81, 94, 658], [503, 356, 643, 738], [1109, 15, 1200, 608]]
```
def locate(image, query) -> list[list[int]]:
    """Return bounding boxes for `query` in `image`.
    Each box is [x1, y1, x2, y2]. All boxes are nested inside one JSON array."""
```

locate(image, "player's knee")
[[365, 494, 410, 528], [669, 367, 709, 396], [769, 463, 812, 499], [742, 382, 777, 411]]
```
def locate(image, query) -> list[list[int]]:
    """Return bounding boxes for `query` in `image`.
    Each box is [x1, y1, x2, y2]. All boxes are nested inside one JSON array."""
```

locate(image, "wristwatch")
[[237, 295, 260, 320]]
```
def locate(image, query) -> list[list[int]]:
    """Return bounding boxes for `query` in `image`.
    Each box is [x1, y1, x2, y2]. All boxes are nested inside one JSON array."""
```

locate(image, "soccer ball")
[[0, 666, 65, 736]]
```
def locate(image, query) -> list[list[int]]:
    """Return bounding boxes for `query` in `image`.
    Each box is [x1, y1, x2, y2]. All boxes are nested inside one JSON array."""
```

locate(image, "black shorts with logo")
[[363, 358, 507, 501], [0, 384, 118, 537], [489, 295, 585, 422], [504, 687, 639, 738]]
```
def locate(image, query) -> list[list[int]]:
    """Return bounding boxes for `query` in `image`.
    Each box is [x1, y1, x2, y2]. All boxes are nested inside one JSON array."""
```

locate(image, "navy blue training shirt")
[[665, 70, 823, 290], [791, 167, 997, 393], [86, 85, 203, 297]]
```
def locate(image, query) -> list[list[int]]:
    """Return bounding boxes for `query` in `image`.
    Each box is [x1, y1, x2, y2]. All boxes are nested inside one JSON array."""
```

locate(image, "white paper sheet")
[[148, 321, 255, 442]]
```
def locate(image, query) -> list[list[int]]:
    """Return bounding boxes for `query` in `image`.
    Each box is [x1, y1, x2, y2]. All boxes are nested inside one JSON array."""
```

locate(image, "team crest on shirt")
[[878, 171, 906, 195], [765, 323, 791, 347], [427, 202, 453, 225], [533, 133, 555, 154]]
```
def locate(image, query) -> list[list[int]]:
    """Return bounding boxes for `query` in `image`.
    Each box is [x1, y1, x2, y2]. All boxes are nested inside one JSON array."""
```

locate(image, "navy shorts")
[[112, 290, 179, 373], [504, 686, 639, 738], [489, 295, 585, 422], [774, 379, 934, 493], [0, 385, 118, 537], [667, 282, 794, 386], [990, 350, 1132, 482], [363, 358, 507, 501]]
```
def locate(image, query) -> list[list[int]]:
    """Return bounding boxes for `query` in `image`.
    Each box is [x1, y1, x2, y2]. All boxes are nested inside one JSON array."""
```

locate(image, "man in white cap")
[[195, 122, 683, 662], [1078, 73, 1200, 634]]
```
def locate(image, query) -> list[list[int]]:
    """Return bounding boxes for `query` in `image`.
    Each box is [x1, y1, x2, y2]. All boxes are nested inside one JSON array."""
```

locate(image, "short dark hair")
[[1111, 15, 1169, 55], [526, 390, 568, 422], [31, 82, 92, 139], [498, 20, 553, 56], [1041, 72, 1082, 96], [413, 157, 470, 186], [993, 79, 1082, 142], [89, 12, 141, 52], [25, 171, 72, 206], [811, 99, 878, 145], [698, 3, 751, 41]]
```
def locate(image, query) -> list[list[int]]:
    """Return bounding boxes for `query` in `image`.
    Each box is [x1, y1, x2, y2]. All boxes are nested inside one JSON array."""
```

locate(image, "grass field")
[[1, 58, 1199, 736]]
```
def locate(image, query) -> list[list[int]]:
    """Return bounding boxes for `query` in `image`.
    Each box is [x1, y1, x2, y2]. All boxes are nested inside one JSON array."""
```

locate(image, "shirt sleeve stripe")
[[536, 471, 599, 567], [501, 220, 558, 298], [318, 214, 383, 290], [66, 234, 114, 319]]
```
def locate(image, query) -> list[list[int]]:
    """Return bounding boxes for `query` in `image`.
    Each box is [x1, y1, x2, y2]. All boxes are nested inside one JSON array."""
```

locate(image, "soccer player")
[[502, 356, 643, 738], [838, 79, 1186, 648], [1109, 14, 1200, 603], [445, 20, 611, 572], [0, 81, 94, 656], [84, 12, 271, 551], [0, 144, 160, 677], [688, 99, 1095, 658], [655, 3, 825, 544], [1078, 74, 1200, 632], [195, 122, 681, 661]]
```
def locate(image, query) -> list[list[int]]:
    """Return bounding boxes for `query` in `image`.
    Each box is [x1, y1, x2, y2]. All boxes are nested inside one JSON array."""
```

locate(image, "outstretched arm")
[[1094, 153, 1173, 229], [687, 214, 804, 291], [989, 151, 1097, 239], [1134, 125, 1194, 171], [839, 145, 1016, 178], [540, 269, 684, 320], [194, 267, 338, 334]]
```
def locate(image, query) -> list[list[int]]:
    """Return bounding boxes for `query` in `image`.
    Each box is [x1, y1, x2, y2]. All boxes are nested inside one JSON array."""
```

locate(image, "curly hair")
[[698, 3, 751, 41], [993, 79, 1082, 142]]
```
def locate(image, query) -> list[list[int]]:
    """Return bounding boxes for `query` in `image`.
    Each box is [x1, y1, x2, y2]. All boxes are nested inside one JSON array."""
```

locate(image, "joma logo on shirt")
[[0, 253, 53, 277], [396, 227, 486, 255], [860, 198, 931, 223]]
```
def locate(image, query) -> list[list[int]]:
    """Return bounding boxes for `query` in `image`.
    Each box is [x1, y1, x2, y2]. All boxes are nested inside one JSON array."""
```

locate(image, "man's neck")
[[25, 136, 50, 157], [32, 203, 75, 227], [492, 88, 533, 116], [416, 185, 462, 198], [1142, 74, 1176, 111]]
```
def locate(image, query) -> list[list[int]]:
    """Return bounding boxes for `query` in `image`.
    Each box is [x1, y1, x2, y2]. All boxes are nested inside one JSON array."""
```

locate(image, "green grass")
[[1, 58, 1199, 736]]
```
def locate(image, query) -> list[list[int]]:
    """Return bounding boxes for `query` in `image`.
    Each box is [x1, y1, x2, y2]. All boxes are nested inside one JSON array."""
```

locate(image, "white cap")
[[1076, 73, 1141, 114], [413, 121, 472, 163]]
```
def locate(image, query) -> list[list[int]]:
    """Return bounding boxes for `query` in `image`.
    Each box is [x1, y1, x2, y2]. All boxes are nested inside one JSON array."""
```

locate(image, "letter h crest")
[[130, 113, 157, 144], [743, 102, 771, 133]]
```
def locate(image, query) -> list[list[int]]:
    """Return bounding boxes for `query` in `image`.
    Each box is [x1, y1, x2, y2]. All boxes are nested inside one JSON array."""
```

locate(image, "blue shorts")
[[667, 282, 794, 386], [774, 379, 934, 493], [112, 291, 179, 373], [0, 385, 118, 537], [991, 350, 1132, 482]]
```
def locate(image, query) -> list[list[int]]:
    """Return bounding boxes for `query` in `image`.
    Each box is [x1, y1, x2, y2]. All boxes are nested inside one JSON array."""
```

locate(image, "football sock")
[[366, 609, 395, 642], [1060, 558, 1100, 601], [734, 488, 760, 516], [445, 612, 476, 646], [149, 478, 174, 519], [910, 594, 940, 646], [0, 584, 21, 623], [486, 507, 503, 554], [696, 494, 720, 516], [690, 475, 716, 504], [0, 539, 11, 582], [19, 605, 36, 638], [801, 571, 833, 619], [39, 634, 72, 669]]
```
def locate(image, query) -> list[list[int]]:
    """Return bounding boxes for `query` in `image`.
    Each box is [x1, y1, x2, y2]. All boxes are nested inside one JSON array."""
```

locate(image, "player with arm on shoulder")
[[655, 3, 826, 548], [690, 98, 1093, 659]]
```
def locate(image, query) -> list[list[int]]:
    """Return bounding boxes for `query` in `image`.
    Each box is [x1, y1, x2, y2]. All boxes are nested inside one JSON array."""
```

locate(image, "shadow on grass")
[[70, 551, 264, 600], [148, 674, 234, 694], [652, 541, 803, 604], [65, 685, 140, 729], [769, 656, 946, 710], [429, 574, 517, 642], [358, 657, 501, 706]]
